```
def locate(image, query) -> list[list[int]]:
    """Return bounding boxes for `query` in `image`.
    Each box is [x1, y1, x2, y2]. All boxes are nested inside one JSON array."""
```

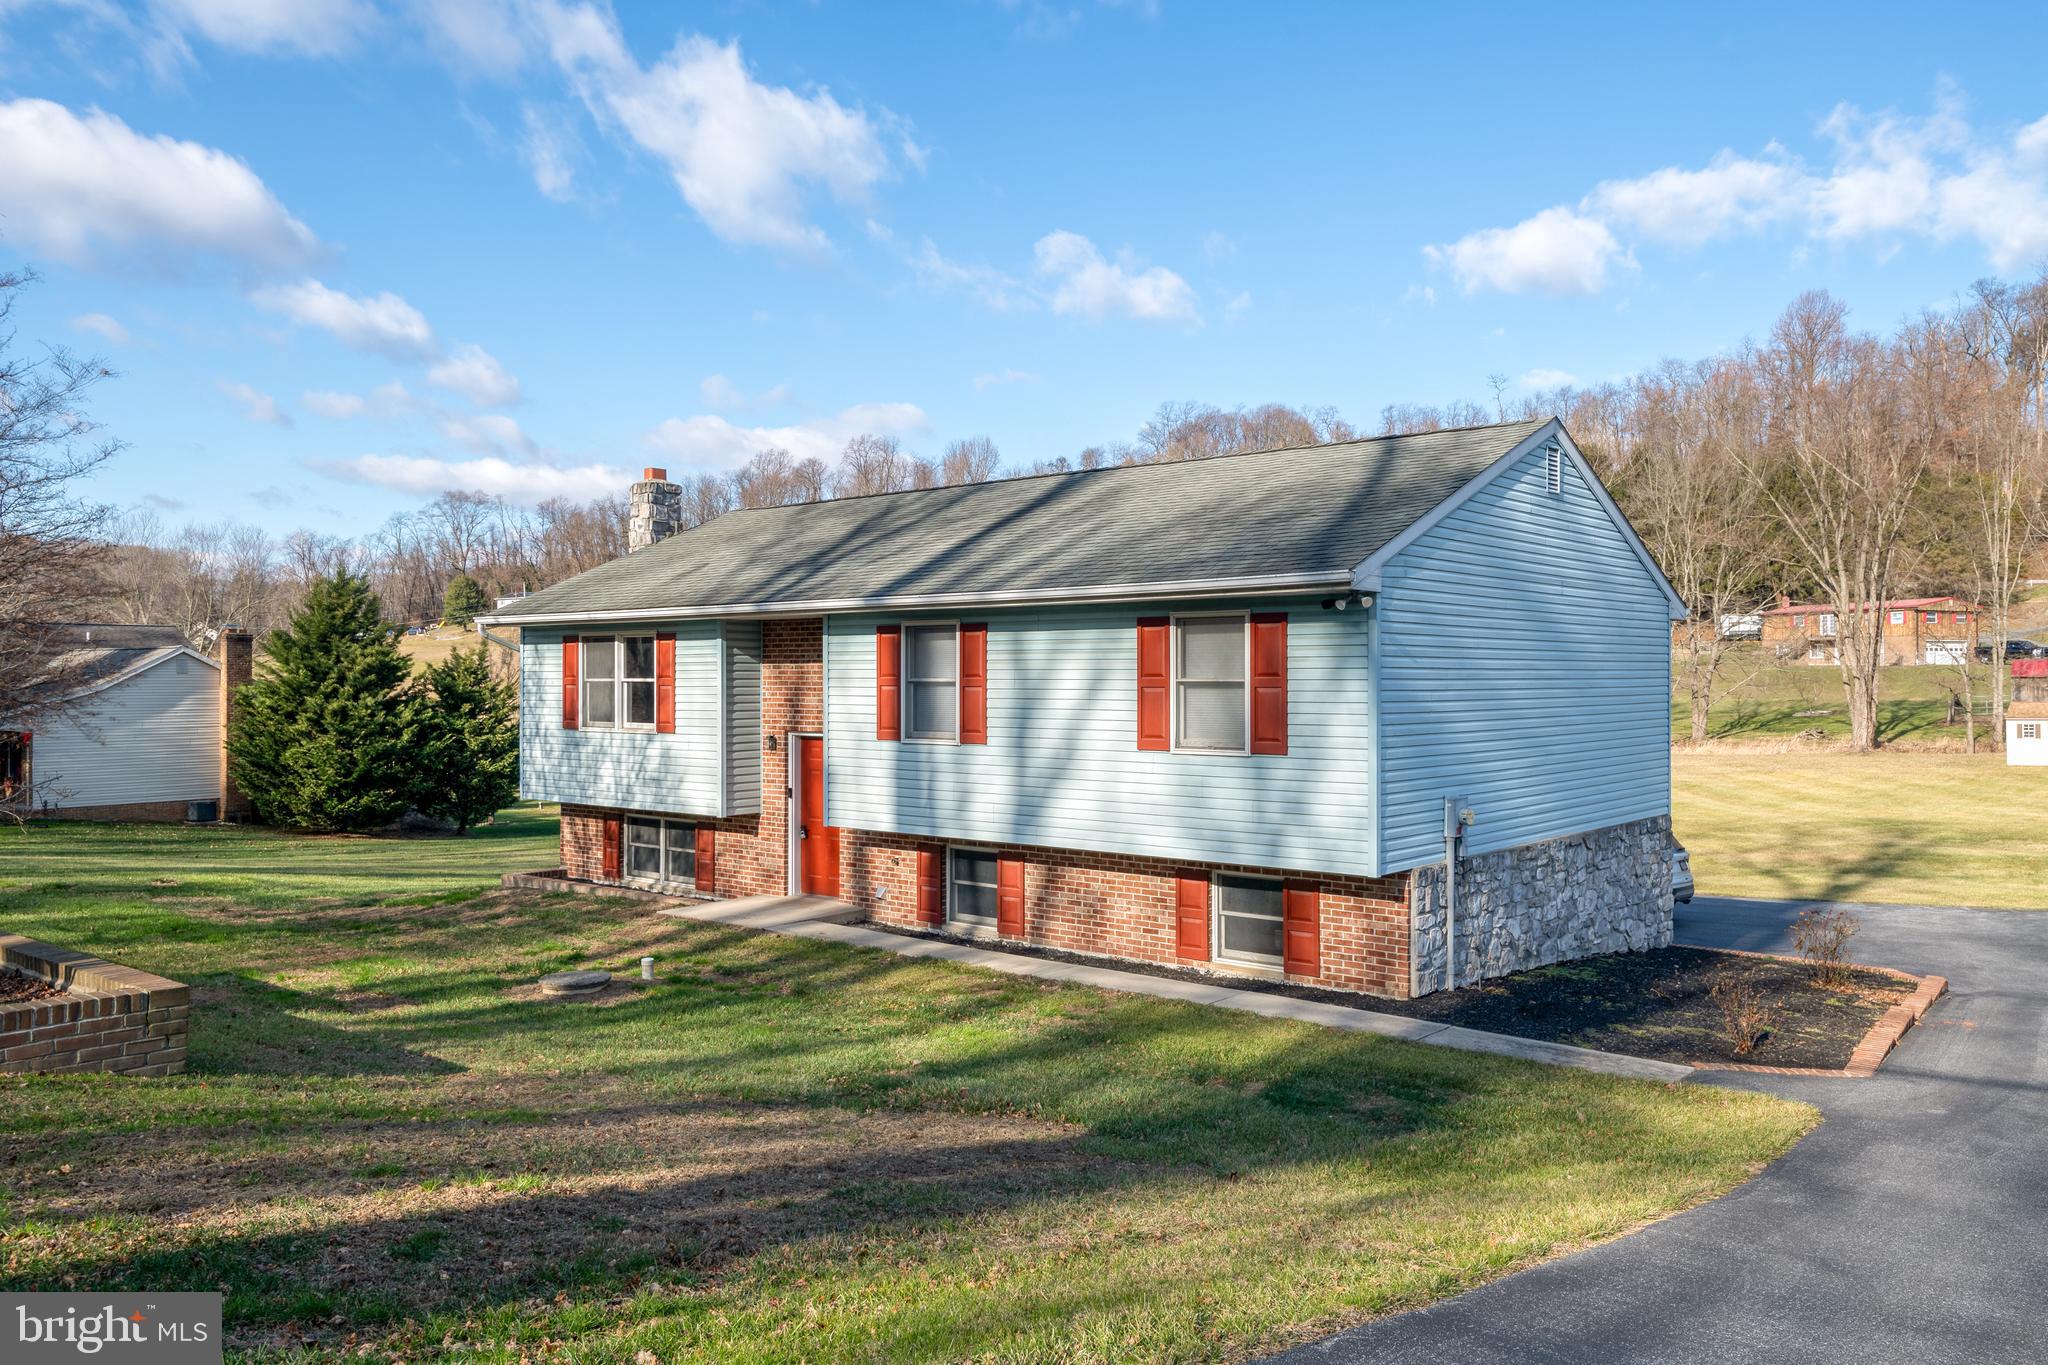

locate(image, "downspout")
[[1441, 798, 1475, 991], [475, 623, 520, 653]]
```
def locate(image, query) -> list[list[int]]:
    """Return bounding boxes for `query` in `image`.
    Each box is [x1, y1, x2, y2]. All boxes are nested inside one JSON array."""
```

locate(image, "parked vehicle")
[[1976, 639, 2046, 663], [1672, 846, 1694, 905]]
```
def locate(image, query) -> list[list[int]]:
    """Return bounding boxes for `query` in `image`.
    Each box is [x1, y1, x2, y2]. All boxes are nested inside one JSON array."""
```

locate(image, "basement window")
[[1213, 872, 1284, 968], [624, 816, 696, 884], [948, 847, 1000, 925]]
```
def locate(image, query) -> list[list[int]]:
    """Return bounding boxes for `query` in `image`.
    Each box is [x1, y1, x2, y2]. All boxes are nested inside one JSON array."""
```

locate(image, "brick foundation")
[[37, 799, 206, 823], [0, 935, 189, 1076]]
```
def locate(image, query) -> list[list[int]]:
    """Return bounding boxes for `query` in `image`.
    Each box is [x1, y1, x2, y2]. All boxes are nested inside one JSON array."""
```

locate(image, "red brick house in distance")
[[484, 421, 1687, 998], [1760, 596, 1980, 665]]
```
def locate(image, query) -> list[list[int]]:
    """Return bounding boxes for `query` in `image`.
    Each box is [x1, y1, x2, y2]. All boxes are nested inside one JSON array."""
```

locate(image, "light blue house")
[[485, 419, 1686, 997]]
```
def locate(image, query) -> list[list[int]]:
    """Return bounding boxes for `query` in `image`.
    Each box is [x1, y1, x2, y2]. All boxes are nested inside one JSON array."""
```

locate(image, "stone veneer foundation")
[[0, 935, 189, 1075], [547, 614, 1675, 1000]]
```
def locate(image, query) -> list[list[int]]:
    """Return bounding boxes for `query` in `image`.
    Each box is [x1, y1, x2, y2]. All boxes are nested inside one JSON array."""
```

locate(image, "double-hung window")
[[1213, 872, 1284, 967], [948, 848, 1000, 924], [580, 634, 657, 730], [904, 624, 959, 741], [623, 816, 696, 884], [1816, 613, 1838, 637], [1175, 614, 1248, 752]]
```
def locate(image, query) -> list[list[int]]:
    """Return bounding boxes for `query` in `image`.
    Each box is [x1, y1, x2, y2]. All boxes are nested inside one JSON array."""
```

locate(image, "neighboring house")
[[2012, 661, 2048, 766], [482, 419, 1688, 997], [1759, 596, 1980, 665], [2, 624, 253, 822]]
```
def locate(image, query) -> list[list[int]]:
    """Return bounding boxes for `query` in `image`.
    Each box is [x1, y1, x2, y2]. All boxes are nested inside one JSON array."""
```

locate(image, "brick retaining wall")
[[0, 936, 189, 1076]]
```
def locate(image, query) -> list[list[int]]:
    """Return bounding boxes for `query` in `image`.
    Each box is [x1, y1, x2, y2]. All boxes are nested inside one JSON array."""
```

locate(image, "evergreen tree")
[[442, 573, 487, 627], [416, 643, 520, 834], [228, 573, 426, 832]]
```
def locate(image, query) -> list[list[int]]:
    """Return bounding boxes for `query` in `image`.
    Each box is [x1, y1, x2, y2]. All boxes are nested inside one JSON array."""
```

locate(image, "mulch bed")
[[0, 968, 63, 1006], [874, 927, 1911, 1069]]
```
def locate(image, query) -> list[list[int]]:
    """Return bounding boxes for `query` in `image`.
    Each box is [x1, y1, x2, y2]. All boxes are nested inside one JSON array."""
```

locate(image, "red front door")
[[797, 735, 840, 896]]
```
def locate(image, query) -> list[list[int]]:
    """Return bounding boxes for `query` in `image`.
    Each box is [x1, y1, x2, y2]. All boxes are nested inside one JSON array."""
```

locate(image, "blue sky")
[[3, 1, 2047, 538]]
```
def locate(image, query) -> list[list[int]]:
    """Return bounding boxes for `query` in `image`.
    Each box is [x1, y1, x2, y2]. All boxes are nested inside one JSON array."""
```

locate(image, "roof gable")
[[488, 420, 1550, 622]]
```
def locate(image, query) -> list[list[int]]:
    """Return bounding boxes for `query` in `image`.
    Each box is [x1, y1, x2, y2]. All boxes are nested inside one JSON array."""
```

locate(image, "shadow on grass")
[[192, 973, 463, 1078]]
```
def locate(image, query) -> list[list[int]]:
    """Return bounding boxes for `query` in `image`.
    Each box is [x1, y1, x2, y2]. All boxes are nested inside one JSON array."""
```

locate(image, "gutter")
[[476, 571, 1355, 628]]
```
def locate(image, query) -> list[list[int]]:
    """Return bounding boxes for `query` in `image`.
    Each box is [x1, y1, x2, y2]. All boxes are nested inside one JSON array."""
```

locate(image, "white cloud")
[[645, 400, 929, 469], [1587, 152, 1801, 244], [219, 380, 291, 426], [70, 312, 130, 346], [535, 8, 906, 251], [1425, 207, 1625, 296], [519, 102, 580, 202], [911, 239, 1029, 311], [1430, 92, 2048, 291], [0, 99, 318, 272], [251, 279, 438, 360], [320, 452, 627, 503], [302, 381, 418, 420], [1518, 368, 1580, 391], [427, 343, 522, 406], [439, 412, 537, 455], [699, 373, 745, 410], [972, 368, 1039, 391], [412, 0, 530, 74], [152, 0, 377, 58], [1032, 230, 1199, 324], [1224, 290, 1252, 319]]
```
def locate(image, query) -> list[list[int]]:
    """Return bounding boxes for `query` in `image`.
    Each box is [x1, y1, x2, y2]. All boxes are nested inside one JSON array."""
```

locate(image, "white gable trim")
[[59, 646, 219, 703], [1350, 418, 1688, 619]]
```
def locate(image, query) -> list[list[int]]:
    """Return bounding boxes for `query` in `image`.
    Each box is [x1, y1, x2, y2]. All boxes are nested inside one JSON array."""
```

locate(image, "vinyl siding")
[[1374, 445, 1671, 873], [519, 624, 724, 816], [723, 620, 763, 814], [823, 598, 1374, 875], [35, 654, 219, 809]]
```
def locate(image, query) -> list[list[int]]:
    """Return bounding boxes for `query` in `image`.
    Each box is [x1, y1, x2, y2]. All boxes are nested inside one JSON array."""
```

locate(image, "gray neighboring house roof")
[[485, 419, 1554, 624], [41, 624, 211, 696]]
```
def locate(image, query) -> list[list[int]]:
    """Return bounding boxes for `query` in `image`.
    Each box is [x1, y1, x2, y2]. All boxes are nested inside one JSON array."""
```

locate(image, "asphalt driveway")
[[1271, 895, 2048, 1365]]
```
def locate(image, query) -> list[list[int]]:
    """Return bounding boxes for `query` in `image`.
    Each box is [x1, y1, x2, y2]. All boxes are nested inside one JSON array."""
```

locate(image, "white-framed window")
[[1793, 614, 1805, 630], [948, 846, 1000, 924], [903, 623, 960, 742], [1816, 613, 1838, 637], [1173, 613, 1249, 753], [1925, 611, 1940, 624], [1213, 871, 1284, 968], [623, 816, 696, 884], [2021, 723, 2041, 741], [1890, 609, 1905, 625], [580, 634, 657, 730]]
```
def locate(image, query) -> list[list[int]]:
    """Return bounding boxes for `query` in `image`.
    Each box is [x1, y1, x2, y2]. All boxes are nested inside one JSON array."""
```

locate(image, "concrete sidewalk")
[[661, 893, 1692, 1083]]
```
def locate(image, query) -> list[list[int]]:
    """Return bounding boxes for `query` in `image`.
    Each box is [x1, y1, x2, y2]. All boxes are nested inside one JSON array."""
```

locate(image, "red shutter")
[[601, 814, 621, 879], [876, 625, 902, 741], [655, 633, 676, 734], [695, 826, 716, 894], [1282, 880, 1320, 977], [996, 856, 1025, 936], [1174, 873, 1210, 960], [916, 847, 944, 925], [1249, 613, 1289, 755], [562, 636, 580, 730], [959, 623, 989, 744], [1136, 617, 1170, 750]]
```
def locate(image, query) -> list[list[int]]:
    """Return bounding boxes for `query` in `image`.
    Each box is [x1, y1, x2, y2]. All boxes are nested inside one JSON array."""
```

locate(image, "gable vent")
[[1545, 443, 1563, 495]]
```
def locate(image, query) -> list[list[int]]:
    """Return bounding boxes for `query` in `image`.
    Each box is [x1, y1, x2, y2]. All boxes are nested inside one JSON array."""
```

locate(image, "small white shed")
[[2009, 702, 2048, 767]]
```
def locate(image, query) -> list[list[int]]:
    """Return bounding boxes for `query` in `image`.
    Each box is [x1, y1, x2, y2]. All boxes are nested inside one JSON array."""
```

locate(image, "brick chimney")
[[628, 467, 683, 552], [217, 626, 254, 821]]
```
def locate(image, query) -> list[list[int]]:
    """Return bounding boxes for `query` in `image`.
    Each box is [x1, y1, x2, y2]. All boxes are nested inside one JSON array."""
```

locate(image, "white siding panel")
[[36, 655, 219, 809], [519, 624, 725, 816], [1375, 446, 1671, 872], [824, 598, 1374, 875]]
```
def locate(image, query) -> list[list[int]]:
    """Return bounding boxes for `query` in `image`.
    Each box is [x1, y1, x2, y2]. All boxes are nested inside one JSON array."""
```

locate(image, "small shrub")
[[1791, 906, 1860, 989], [1710, 971, 1776, 1057]]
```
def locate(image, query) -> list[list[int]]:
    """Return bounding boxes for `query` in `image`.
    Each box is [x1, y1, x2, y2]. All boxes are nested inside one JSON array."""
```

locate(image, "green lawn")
[[1672, 660, 2000, 743], [0, 810, 1810, 1362], [1676, 749, 2048, 908]]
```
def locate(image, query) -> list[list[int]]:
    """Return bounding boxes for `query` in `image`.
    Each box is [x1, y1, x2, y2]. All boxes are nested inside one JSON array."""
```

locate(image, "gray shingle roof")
[[40, 624, 204, 694], [488, 419, 1549, 622]]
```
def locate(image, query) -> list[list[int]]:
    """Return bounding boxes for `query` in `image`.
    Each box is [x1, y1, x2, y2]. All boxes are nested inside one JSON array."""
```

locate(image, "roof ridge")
[[718, 416, 1551, 515]]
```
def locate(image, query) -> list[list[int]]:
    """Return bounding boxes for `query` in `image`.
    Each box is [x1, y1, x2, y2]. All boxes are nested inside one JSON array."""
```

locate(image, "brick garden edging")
[[1688, 948, 1948, 1078], [0, 935, 189, 1076]]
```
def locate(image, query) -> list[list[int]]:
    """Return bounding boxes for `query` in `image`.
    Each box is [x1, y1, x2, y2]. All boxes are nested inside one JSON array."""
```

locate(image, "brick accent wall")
[[0, 936, 189, 1076], [845, 832, 1412, 996], [548, 613, 1416, 995]]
